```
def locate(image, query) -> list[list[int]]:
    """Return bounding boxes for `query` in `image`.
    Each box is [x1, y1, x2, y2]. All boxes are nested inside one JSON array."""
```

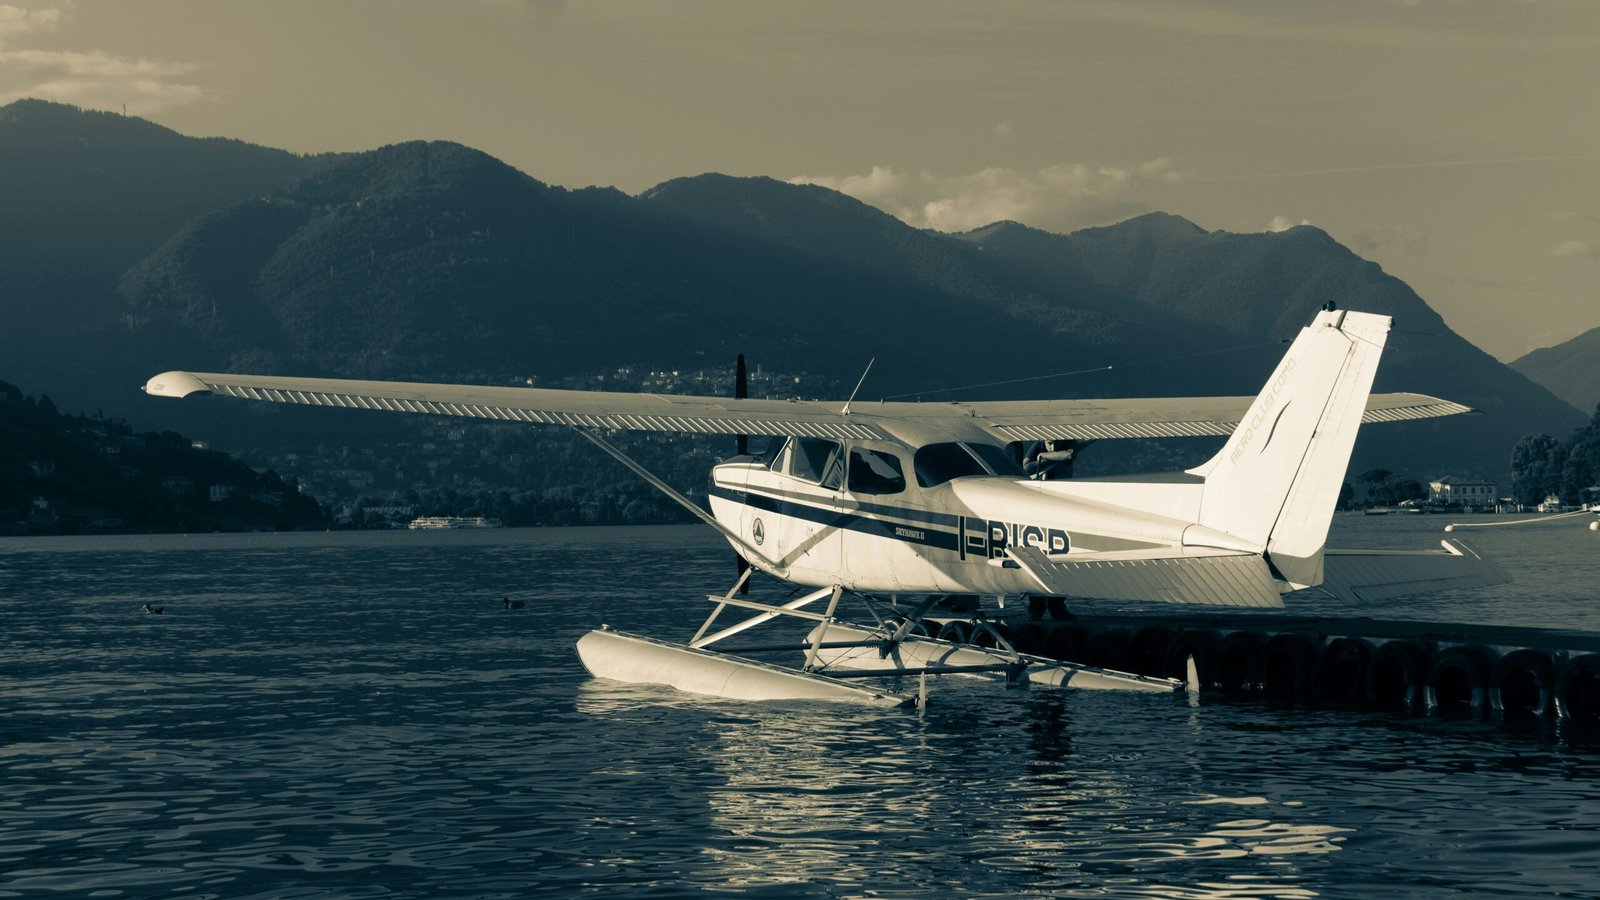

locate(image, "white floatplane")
[[144, 307, 1505, 707]]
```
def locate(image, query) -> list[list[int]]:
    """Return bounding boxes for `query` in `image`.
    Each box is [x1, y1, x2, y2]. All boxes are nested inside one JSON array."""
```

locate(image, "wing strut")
[[571, 427, 788, 579]]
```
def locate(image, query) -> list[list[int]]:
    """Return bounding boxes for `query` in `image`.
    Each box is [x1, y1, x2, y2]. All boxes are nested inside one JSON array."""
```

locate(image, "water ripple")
[[3, 526, 1600, 897]]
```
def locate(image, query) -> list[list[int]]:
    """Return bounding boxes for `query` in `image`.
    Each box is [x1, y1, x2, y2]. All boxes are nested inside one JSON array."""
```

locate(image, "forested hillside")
[[0, 99, 1586, 520], [0, 380, 325, 534]]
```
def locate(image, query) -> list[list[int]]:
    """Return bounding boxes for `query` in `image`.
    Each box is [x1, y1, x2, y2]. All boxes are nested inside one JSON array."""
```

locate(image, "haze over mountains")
[[0, 99, 1587, 484], [1512, 327, 1600, 418]]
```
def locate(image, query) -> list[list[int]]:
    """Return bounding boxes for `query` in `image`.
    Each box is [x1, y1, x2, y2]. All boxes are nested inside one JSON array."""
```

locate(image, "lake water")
[[2, 516, 1599, 898]]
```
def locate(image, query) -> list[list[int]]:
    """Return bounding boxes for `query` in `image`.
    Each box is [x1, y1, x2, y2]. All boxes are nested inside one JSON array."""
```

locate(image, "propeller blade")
[[734, 353, 748, 456]]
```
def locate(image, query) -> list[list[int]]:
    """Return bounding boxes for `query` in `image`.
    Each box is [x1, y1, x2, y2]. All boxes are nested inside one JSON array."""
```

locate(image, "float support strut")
[[691, 585, 836, 650], [803, 586, 844, 672]]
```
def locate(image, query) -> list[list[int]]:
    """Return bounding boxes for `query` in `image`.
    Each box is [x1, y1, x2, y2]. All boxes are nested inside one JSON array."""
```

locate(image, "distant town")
[[6, 363, 1595, 536]]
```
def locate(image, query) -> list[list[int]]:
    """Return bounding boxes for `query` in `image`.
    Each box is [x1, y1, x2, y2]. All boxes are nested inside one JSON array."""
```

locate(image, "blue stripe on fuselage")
[[708, 484, 961, 553]]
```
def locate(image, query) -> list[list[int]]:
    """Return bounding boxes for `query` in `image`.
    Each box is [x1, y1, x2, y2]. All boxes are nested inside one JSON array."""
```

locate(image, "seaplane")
[[144, 306, 1506, 708]]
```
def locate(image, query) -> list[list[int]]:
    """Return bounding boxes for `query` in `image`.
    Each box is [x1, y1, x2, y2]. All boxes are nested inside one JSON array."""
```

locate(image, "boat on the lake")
[[407, 516, 503, 530]]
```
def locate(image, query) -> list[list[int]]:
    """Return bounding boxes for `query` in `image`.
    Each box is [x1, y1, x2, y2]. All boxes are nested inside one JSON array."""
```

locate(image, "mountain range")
[[1511, 326, 1600, 418], [0, 98, 1588, 486]]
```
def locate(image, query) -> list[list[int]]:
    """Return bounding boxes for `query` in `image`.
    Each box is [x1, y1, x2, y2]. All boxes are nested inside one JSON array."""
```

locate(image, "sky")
[[2, 0, 1596, 360]]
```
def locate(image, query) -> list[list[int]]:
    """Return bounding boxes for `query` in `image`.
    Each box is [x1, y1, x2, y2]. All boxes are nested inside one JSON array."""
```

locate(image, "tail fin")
[[1187, 308, 1391, 589]]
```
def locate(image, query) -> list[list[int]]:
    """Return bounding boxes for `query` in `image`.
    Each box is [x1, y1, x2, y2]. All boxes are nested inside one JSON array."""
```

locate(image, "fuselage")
[[708, 436, 1211, 598]]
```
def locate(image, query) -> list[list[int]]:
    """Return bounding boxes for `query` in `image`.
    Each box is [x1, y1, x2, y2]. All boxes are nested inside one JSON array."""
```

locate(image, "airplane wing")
[[143, 370, 1471, 443], [143, 370, 894, 439]]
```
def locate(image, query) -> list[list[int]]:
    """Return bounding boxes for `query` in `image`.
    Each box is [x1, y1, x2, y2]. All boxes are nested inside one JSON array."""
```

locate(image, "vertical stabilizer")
[[1188, 309, 1391, 588]]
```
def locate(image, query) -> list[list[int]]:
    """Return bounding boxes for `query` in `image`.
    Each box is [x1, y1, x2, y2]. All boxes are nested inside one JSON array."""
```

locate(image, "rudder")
[[1188, 308, 1392, 589]]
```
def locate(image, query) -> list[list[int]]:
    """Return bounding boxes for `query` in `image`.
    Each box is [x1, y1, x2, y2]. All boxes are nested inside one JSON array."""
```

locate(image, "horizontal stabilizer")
[[1312, 540, 1510, 602], [1006, 545, 1284, 608], [986, 392, 1473, 442]]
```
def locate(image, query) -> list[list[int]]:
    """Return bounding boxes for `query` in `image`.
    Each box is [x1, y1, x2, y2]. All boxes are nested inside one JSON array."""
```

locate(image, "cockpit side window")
[[966, 442, 1025, 478], [847, 447, 906, 495], [913, 442, 1024, 487], [913, 442, 986, 487], [789, 437, 844, 490]]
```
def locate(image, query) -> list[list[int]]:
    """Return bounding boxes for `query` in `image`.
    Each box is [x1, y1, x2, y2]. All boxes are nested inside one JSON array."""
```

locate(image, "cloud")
[[1349, 224, 1429, 257], [1266, 215, 1312, 233], [1057, 0, 1592, 52], [0, 5, 59, 44], [1550, 211, 1600, 226], [797, 164, 906, 203], [790, 158, 1184, 233], [1552, 240, 1600, 261], [0, 4, 207, 114], [526, 0, 567, 21], [0, 48, 200, 79]]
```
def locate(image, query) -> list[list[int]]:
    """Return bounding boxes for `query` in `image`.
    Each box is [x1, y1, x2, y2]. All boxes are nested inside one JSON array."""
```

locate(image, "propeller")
[[735, 353, 748, 455], [734, 354, 751, 594]]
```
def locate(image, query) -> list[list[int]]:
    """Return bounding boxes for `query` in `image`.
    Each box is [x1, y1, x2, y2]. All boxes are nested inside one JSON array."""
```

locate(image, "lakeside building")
[[1428, 477, 1498, 510]]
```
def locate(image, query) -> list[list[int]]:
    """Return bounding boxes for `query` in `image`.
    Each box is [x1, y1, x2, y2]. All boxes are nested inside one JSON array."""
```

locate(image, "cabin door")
[[765, 437, 844, 579]]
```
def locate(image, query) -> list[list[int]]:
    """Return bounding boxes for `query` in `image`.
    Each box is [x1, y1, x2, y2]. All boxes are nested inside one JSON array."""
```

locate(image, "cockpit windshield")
[[760, 437, 786, 469], [913, 442, 1024, 488]]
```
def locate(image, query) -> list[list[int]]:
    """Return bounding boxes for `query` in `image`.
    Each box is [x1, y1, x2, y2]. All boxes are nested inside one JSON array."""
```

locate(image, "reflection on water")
[[2, 523, 1600, 897], [688, 688, 1354, 897]]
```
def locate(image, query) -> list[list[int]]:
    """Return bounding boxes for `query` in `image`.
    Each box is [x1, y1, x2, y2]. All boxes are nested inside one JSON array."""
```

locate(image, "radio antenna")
[[841, 357, 876, 416]]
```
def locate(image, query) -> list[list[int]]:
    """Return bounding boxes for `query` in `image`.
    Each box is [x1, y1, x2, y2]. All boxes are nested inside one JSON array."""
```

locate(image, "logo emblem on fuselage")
[[752, 517, 765, 546]]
